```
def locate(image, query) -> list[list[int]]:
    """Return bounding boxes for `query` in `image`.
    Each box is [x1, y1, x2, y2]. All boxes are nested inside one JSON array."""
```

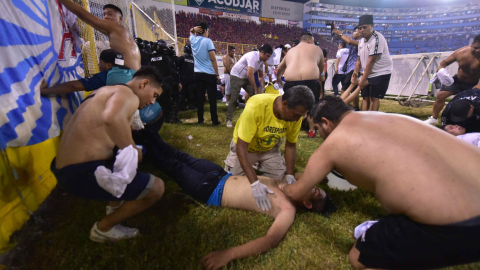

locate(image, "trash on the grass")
[[188, 135, 193, 140], [196, 144, 201, 147]]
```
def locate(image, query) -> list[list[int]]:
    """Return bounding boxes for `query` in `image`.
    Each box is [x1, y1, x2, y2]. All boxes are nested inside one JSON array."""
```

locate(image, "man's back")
[[325, 112, 480, 225], [283, 43, 322, 81], [108, 24, 140, 71], [56, 86, 136, 169]]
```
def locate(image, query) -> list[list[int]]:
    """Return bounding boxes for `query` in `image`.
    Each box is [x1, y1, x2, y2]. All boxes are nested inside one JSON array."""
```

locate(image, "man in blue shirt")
[[189, 22, 221, 125], [40, 49, 162, 129], [41, 49, 135, 94], [333, 26, 362, 110]]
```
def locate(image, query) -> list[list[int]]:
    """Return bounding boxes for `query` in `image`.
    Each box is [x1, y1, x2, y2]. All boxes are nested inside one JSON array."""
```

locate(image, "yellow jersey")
[[233, 94, 302, 153]]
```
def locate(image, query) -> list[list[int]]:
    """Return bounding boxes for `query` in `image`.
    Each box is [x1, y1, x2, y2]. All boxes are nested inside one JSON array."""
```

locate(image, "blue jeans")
[[135, 129, 227, 203], [332, 74, 347, 96]]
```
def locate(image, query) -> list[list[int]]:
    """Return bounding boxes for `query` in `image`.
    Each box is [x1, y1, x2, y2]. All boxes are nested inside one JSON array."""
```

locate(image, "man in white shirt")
[[353, 15, 393, 111], [332, 41, 350, 96], [226, 44, 273, 128]]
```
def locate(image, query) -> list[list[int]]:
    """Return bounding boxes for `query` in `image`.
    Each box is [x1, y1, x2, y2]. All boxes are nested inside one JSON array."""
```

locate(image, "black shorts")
[[51, 158, 155, 201], [356, 215, 480, 269], [284, 79, 322, 101], [341, 70, 354, 91], [361, 74, 391, 99], [440, 75, 477, 94]]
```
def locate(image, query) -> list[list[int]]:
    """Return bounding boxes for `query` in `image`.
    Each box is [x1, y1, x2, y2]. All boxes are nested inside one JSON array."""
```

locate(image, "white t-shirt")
[[457, 133, 480, 147], [231, 51, 264, 79], [336, 48, 350, 75], [358, 30, 393, 78]]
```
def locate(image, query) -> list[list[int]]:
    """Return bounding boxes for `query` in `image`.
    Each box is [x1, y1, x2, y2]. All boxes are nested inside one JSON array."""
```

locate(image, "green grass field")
[[7, 98, 480, 270]]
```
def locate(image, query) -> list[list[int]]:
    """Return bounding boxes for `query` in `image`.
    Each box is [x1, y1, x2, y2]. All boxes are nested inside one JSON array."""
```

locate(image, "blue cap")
[[139, 101, 162, 123]]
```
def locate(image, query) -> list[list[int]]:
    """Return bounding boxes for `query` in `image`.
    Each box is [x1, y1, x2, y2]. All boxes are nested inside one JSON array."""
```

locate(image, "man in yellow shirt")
[[224, 86, 315, 211]]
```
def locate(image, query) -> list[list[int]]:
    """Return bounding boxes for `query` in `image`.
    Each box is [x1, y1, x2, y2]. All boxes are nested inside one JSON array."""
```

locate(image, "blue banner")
[[188, 0, 261, 16], [0, 0, 84, 149]]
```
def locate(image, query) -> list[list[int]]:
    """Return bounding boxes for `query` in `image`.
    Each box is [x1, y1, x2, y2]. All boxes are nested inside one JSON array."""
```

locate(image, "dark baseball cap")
[[359, 15, 374, 26], [450, 99, 472, 123], [103, 4, 123, 17], [99, 49, 124, 66]]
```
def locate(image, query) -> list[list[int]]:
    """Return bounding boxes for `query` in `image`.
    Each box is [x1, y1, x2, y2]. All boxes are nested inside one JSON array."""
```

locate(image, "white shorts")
[[224, 74, 231, 95]]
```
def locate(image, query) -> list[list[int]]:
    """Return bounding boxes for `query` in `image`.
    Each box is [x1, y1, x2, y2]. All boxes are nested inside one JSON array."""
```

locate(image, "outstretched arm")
[[201, 208, 296, 270], [40, 80, 85, 95], [284, 144, 334, 201], [58, 0, 114, 36]]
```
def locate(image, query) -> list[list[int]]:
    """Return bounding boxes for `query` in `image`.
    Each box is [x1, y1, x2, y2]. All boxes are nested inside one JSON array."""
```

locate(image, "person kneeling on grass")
[[50, 67, 165, 243], [283, 96, 480, 269], [133, 129, 335, 270]]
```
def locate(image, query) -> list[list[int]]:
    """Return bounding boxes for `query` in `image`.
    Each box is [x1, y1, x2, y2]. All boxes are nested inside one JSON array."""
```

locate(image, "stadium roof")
[[314, 0, 471, 8]]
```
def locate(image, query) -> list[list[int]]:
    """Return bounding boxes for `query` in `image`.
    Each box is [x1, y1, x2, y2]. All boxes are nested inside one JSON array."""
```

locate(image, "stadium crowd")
[[175, 12, 304, 48]]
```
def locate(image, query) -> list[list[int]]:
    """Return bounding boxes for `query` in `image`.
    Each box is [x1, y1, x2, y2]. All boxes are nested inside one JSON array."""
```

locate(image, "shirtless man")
[[222, 46, 236, 104], [283, 96, 480, 269], [50, 67, 164, 242], [276, 33, 324, 102], [133, 130, 335, 270], [59, 0, 141, 71], [276, 33, 324, 138], [424, 34, 480, 125]]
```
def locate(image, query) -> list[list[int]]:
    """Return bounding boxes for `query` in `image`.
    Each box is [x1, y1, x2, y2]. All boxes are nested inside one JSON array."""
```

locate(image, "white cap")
[[285, 44, 291, 49]]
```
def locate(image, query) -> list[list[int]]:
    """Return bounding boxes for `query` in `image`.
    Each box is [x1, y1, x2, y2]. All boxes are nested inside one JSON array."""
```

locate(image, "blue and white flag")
[[0, 0, 85, 149]]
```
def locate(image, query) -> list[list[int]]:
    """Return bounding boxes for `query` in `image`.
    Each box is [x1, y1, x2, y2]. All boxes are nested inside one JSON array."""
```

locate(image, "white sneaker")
[[226, 120, 233, 128], [90, 222, 139, 243], [106, 201, 124, 215], [423, 116, 438, 125], [225, 102, 229, 106]]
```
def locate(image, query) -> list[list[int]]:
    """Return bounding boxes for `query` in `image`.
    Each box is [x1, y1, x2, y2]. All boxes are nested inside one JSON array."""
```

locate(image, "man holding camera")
[[333, 25, 363, 110]]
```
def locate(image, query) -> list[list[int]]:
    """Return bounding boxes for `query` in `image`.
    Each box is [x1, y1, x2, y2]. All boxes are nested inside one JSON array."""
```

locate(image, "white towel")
[[457, 132, 480, 148], [95, 145, 138, 198], [354, 220, 378, 240], [432, 68, 454, 87]]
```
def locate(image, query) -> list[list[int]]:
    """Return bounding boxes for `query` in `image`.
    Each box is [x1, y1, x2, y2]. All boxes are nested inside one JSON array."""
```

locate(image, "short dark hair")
[[133, 66, 164, 87], [354, 26, 359, 31], [308, 192, 337, 217], [282, 85, 314, 111], [259, 44, 273, 54], [103, 4, 123, 17], [311, 96, 353, 124], [340, 41, 347, 48], [473, 34, 480, 44], [228, 46, 235, 50]]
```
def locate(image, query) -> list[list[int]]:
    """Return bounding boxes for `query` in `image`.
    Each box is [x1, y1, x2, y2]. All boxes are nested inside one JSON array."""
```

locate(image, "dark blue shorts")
[[50, 158, 155, 201]]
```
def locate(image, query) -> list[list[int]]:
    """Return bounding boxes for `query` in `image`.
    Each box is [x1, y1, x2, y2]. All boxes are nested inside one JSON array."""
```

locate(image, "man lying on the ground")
[[58, 0, 140, 71], [283, 96, 480, 269], [132, 129, 336, 270], [441, 88, 480, 135], [51, 67, 164, 243]]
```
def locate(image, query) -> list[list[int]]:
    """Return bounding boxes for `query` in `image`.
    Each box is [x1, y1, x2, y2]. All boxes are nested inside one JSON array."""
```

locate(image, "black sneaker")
[[212, 121, 221, 126], [354, 107, 360, 111], [196, 121, 204, 125]]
